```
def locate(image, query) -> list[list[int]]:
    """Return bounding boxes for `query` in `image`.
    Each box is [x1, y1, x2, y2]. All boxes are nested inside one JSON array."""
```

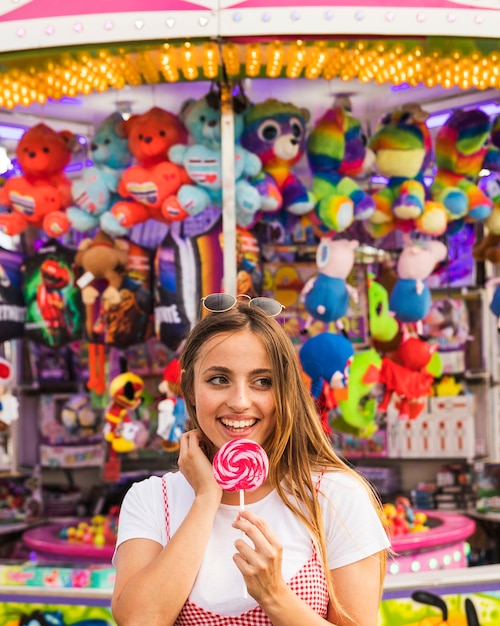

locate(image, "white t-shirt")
[[115, 469, 390, 617]]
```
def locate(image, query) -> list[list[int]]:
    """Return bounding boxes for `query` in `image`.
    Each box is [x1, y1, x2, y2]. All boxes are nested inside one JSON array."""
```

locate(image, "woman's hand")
[[232, 509, 288, 604], [177, 430, 222, 503]]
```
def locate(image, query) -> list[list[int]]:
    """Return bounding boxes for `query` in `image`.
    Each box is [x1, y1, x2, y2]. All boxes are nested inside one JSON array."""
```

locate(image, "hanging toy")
[[74, 230, 129, 395], [301, 237, 359, 332], [0, 357, 19, 468], [103, 370, 144, 482], [389, 239, 447, 333], [156, 358, 187, 452], [299, 332, 354, 433], [367, 272, 398, 345], [0, 123, 78, 238], [378, 332, 438, 420]]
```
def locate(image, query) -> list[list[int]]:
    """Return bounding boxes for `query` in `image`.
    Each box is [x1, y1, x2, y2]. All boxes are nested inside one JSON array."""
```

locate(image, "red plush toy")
[[0, 123, 77, 237], [110, 106, 192, 229], [378, 334, 437, 420]]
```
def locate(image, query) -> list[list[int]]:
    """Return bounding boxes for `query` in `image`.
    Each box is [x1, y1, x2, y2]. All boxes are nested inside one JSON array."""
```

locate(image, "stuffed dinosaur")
[[334, 349, 382, 434], [67, 112, 132, 236], [168, 92, 263, 227], [241, 98, 315, 225], [307, 98, 375, 233], [365, 103, 447, 238], [431, 108, 492, 227]]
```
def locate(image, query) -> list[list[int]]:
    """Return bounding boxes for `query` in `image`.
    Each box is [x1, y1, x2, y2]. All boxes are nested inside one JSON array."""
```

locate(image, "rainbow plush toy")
[[431, 108, 492, 227], [365, 103, 447, 238], [241, 99, 315, 224], [306, 98, 375, 233]]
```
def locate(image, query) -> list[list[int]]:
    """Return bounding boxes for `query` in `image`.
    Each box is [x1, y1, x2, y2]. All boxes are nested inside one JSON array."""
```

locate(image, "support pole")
[[220, 80, 237, 296]]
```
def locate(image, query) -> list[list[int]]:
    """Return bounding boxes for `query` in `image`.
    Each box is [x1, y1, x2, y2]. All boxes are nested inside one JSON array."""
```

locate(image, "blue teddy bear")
[[66, 112, 132, 236], [168, 94, 263, 227]]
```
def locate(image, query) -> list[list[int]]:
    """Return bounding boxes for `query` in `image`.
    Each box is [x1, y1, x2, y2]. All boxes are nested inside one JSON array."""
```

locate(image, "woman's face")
[[190, 328, 277, 451]]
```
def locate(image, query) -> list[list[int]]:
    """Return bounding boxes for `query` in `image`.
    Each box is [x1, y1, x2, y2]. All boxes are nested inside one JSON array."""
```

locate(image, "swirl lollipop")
[[213, 439, 269, 598]]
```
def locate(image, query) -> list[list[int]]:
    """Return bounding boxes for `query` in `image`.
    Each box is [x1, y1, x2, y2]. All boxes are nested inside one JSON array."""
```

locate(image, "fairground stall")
[[0, 2, 499, 625]]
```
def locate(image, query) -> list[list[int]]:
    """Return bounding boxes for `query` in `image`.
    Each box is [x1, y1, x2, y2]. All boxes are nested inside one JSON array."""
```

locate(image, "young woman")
[[112, 294, 390, 626]]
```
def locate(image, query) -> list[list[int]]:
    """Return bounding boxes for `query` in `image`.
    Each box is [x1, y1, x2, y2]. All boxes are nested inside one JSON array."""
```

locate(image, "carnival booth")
[[0, 1, 499, 625]]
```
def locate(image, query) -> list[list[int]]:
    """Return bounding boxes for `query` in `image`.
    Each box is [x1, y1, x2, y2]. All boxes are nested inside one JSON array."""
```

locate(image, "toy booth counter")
[[0, 1, 500, 625]]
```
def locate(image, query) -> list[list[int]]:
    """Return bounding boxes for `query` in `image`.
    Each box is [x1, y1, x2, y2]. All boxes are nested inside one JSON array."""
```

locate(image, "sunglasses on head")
[[201, 293, 285, 318]]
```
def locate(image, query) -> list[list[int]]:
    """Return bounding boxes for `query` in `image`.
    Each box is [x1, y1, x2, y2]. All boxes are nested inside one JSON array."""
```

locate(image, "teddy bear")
[[240, 98, 316, 229], [365, 103, 448, 238], [0, 123, 77, 237], [156, 358, 187, 452], [306, 97, 376, 234], [431, 108, 492, 228], [168, 92, 264, 228], [109, 106, 194, 230], [66, 112, 132, 237]]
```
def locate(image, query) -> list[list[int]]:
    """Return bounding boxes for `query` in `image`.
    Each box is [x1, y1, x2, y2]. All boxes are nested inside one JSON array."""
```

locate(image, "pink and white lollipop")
[[213, 438, 269, 503]]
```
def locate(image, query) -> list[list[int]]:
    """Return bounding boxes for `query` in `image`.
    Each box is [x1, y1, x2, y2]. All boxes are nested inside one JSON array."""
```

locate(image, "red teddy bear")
[[0, 123, 77, 237], [110, 106, 192, 229]]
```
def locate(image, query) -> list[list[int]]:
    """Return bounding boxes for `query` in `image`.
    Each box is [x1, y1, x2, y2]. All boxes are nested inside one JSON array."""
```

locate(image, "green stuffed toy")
[[365, 103, 448, 238], [169, 90, 264, 228], [367, 272, 398, 344], [306, 97, 375, 233], [333, 348, 382, 436], [431, 108, 492, 228]]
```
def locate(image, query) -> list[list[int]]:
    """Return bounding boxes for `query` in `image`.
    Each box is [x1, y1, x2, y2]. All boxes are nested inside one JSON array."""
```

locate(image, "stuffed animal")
[[156, 358, 187, 451], [299, 331, 354, 432], [301, 238, 359, 330], [168, 93, 264, 228], [431, 108, 492, 227], [110, 106, 193, 229], [66, 112, 132, 236], [103, 371, 144, 453], [0, 123, 77, 237], [75, 230, 129, 394], [365, 104, 448, 238], [378, 333, 438, 420], [306, 98, 375, 233], [241, 98, 316, 223], [334, 349, 381, 434], [0, 357, 19, 467], [389, 240, 447, 327], [367, 272, 399, 345]]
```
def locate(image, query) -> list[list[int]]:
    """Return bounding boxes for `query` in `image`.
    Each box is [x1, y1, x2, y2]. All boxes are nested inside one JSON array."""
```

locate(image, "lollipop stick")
[[239, 489, 248, 598]]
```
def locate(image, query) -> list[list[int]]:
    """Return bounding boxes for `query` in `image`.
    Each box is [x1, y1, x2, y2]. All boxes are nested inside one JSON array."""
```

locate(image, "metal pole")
[[220, 80, 237, 296]]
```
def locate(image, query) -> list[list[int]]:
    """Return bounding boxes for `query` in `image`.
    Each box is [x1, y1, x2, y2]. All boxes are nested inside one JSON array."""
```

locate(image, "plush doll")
[[168, 93, 264, 228], [378, 333, 438, 420], [365, 103, 448, 238], [241, 98, 316, 223], [389, 240, 447, 327], [306, 98, 375, 233], [156, 358, 187, 451], [103, 371, 144, 454], [334, 349, 381, 434], [67, 112, 132, 236], [110, 106, 193, 230], [301, 237, 359, 330], [299, 332, 354, 433], [431, 108, 492, 227], [75, 229, 129, 394], [0, 357, 19, 467], [0, 123, 78, 237], [367, 272, 398, 344]]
